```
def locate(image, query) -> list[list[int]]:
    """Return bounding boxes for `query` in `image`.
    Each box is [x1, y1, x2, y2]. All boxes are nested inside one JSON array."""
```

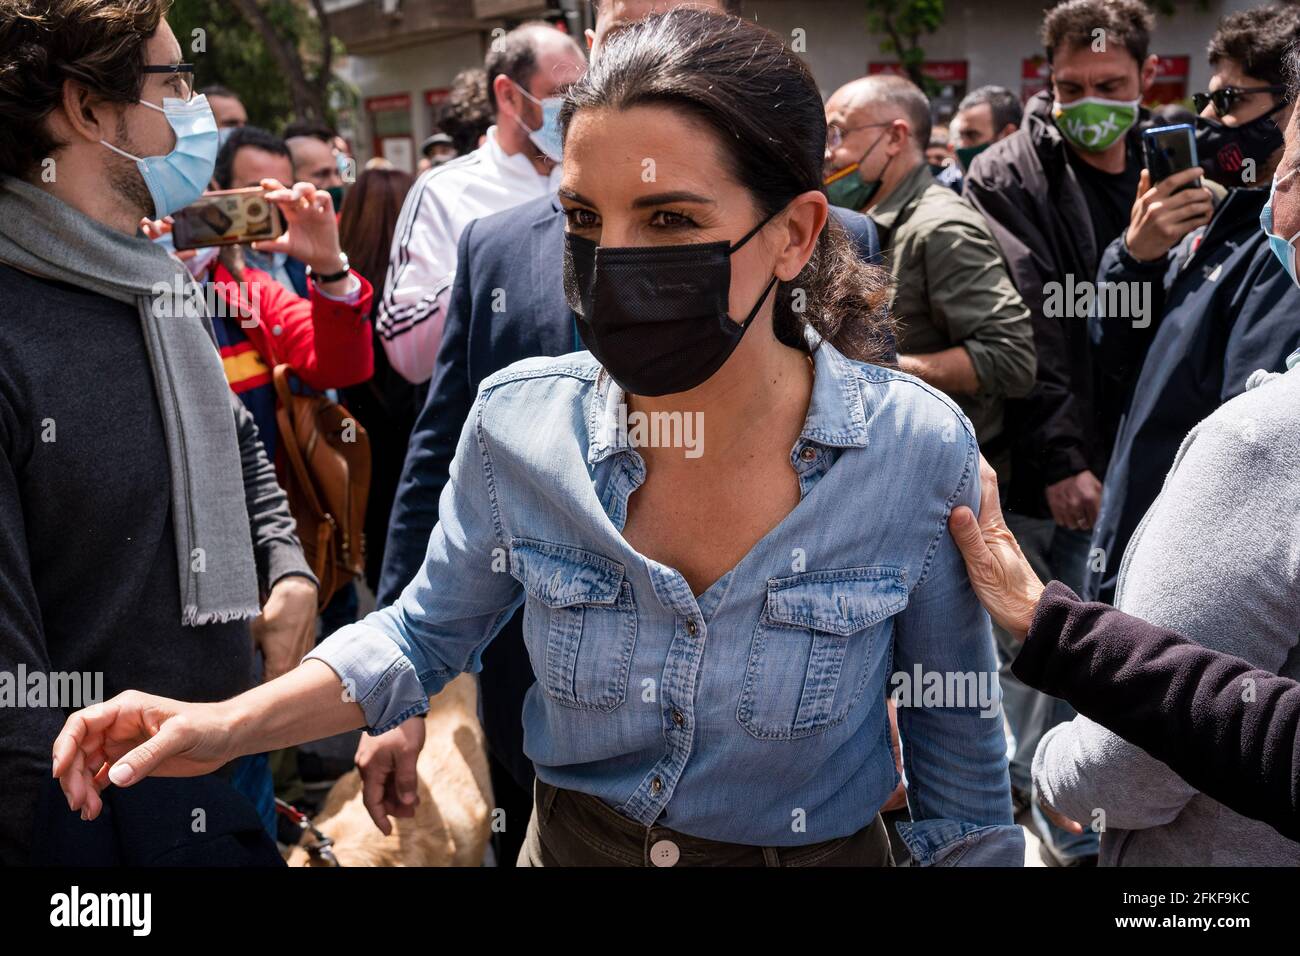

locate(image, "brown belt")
[[522, 778, 895, 867]]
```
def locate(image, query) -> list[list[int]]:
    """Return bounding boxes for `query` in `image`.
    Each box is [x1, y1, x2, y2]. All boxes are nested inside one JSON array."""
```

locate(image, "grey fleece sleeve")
[[230, 391, 317, 596], [1033, 715, 1199, 832], [1033, 368, 1300, 835]]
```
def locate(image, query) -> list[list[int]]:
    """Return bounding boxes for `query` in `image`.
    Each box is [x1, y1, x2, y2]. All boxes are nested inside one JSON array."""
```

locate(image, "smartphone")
[[1142, 123, 1201, 190], [171, 187, 286, 250]]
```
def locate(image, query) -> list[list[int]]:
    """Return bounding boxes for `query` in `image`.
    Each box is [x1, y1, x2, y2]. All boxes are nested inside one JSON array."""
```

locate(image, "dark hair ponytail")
[[560, 8, 895, 366]]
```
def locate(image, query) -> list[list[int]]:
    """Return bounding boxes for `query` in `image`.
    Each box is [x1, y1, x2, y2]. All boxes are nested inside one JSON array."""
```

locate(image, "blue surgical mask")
[[513, 81, 564, 163], [101, 93, 219, 219], [1261, 167, 1300, 287]]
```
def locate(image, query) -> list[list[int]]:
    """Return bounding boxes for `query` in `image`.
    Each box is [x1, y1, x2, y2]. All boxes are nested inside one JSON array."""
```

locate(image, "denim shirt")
[[307, 341, 1023, 865]]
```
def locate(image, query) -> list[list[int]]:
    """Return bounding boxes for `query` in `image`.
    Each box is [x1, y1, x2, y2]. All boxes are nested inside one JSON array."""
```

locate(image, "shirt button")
[[271, 324, 283, 336], [672, 710, 685, 727], [651, 776, 663, 794], [800, 446, 817, 462], [650, 839, 680, 867], [685, 620, 697, 636]]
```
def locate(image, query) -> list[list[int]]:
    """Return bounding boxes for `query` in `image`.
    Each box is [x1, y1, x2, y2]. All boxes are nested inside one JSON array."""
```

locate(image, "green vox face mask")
[[1052, 96, 1140, 153], [956, 141, 992, 172], [824, 128, 891, 210]]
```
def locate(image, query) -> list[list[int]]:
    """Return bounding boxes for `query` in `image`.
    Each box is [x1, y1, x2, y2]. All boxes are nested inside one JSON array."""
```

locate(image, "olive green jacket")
[[868, 162, 1036, 474]]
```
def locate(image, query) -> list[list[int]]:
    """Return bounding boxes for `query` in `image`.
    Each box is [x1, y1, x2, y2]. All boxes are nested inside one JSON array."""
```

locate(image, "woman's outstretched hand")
[[51, 692, 236, 821], [948, 455, 1047, 640]]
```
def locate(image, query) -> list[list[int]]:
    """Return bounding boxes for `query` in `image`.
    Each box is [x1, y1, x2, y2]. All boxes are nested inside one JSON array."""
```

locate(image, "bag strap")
[[273, 364, 328, 521]]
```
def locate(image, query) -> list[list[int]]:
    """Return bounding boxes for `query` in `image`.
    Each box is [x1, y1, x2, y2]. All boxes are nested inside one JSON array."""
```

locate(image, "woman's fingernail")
[[108, 763, 133, 786]]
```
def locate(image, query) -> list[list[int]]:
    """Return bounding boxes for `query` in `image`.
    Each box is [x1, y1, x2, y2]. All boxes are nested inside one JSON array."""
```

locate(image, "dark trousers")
[[518, 779, 895, 867]]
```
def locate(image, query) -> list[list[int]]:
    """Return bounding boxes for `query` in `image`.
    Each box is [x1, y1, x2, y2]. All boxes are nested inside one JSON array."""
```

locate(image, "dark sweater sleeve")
[[231, 391, 316, 596], [1013, 580, 1300, 842], [0, 407, 67, 864]]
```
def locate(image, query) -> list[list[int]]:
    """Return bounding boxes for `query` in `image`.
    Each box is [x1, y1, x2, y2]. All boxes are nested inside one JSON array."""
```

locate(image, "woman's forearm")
[[220, 659, 367, 757]]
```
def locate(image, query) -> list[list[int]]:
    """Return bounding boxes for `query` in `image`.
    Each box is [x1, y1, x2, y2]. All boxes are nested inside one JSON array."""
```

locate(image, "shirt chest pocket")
[[509, 538, 638, 713], [737, 567, 909, 740]]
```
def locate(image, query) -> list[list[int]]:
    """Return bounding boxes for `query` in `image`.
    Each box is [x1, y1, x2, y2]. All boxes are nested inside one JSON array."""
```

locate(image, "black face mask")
[[562, 212, 781, 396], [1195, 104, 1286, 189]]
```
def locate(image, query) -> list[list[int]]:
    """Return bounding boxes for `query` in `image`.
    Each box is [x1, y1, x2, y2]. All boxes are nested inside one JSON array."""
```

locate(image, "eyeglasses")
[[142, 63, 196, 101], [1192, 85, 1285, 117], [826, 121, 892, 151]]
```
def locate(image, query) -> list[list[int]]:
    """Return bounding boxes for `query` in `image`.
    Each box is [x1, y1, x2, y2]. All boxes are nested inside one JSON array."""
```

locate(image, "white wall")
[[337, 31, 486, 164], [337, 0, 1267, 161], [745, 0, 1257, 104]]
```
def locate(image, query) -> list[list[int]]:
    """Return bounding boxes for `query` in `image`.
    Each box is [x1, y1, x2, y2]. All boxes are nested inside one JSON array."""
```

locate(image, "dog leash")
[[275, 797, 341, 867]]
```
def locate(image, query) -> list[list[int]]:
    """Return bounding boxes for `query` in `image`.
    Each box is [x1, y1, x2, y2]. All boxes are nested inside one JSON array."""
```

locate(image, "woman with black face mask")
[[51, 9, 1023, 868]]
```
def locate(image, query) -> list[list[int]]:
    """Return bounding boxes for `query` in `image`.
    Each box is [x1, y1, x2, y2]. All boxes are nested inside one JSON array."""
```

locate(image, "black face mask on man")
[[562, 211, 781, 396], [1194, 104, 1286, 189]]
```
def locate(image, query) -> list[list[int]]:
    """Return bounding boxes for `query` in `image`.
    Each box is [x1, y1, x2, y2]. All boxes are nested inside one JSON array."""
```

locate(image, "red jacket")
[[210, 261, 374, 390]]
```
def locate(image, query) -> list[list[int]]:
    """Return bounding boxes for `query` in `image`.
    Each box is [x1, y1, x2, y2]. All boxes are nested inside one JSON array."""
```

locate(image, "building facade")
[[326, 0, 1262, 171]]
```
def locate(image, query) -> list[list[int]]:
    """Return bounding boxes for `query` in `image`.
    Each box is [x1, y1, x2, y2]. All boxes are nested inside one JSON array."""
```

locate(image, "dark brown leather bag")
[[273, 364, 371, 609]]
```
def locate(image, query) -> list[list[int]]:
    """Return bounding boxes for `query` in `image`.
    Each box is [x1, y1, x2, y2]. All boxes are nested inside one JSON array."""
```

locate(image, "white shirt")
[[377, 126, 562, 383]]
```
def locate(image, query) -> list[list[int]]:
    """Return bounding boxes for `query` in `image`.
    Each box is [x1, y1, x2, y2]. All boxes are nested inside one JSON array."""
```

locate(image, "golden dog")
[[286, 674, 493, 866]]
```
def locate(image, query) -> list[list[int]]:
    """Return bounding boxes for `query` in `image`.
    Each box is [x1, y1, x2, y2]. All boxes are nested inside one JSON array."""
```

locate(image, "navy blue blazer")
[[378, 195, 882, 788]]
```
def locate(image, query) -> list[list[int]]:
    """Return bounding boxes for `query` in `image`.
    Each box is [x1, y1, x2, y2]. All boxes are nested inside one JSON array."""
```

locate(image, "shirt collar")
[[586, 338, 872, 466], [867, 161, 935, 232], [484, 124, 562, 189]]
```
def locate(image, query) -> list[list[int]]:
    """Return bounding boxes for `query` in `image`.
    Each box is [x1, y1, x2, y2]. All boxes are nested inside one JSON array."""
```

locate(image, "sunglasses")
[[1192, 85, 1285, 116]]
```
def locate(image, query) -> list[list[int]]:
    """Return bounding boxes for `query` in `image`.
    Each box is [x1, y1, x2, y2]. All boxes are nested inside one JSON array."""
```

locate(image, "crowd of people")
[[1, 0, 1298, 869]]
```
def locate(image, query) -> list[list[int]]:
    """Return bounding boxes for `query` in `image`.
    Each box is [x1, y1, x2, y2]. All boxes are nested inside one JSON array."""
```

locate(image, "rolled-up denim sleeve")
[[306, 391, 524, 735], [893, 427, 1024, 866]]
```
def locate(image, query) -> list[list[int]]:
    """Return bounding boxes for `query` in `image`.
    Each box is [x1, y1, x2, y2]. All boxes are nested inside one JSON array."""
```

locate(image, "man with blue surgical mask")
[[376, 21, 587, 385], [0, 1, 318, 864]]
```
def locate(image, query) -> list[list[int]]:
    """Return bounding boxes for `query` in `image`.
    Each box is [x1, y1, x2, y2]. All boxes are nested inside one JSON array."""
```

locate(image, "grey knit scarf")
[[0, 176, 260, 625]]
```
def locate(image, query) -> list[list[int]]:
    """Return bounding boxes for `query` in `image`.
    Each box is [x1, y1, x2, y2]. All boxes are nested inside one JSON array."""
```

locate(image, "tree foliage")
[[168, 0, 341, 130], [865, 0, 946, 90]]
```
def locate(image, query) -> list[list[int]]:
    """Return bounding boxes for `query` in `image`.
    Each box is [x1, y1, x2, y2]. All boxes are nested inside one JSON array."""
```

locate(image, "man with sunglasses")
[[1085, 3, 1300, 606]]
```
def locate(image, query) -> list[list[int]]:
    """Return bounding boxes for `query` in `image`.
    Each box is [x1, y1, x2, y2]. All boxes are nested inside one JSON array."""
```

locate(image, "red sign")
[[425, 88, 451, 107], [1155, 55, 1190, 78], [364, 93, 411, 113], [1022, 56, 1049, 81], [869, 60, 968, 83]]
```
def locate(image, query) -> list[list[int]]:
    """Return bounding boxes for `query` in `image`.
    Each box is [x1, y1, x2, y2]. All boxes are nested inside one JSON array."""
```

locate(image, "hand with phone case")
[[1124, 165, 1215, 262], [247, 179, 349, 288]]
